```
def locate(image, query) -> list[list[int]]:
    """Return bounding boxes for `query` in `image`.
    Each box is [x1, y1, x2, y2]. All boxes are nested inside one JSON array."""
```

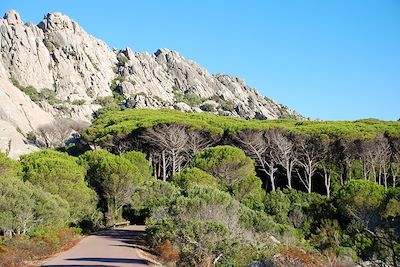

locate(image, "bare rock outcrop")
[[0, 120, 39, 158], [116, 48, 301, 119], [0, 10, 116, 111], [0, 77, 54, 157], [0, 10, 300, 121], [0, 10, 303, 156], [0, 78, 54, 132]]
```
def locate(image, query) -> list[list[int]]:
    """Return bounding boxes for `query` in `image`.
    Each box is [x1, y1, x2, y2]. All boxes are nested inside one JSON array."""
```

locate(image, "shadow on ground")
[[43, 265, 117, 267], [41, 227, 151, 267], [65, 257, 148, 264], [94, 228, 153, 253]]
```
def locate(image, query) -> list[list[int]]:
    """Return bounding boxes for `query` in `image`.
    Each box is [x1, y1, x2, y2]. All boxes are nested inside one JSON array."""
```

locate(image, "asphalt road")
[[41, 225, 151, 267]]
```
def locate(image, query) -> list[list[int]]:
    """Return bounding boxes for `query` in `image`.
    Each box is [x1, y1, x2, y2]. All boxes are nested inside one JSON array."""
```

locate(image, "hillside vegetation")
[[1, 109, 399, 266], [84, 109, 400, 143]]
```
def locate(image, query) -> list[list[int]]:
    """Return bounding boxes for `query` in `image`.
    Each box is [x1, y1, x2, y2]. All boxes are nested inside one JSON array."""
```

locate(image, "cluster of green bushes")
[[174, 90, 203, 106], [136, 146, 300, 266], [2, 108, 400, 266], [1, 143, 399, 265], [0, 148, 152, 264], [128, 145, 399, 266], [83, 109, 400, 144], [79, 109, 400, 265], [172, 88, 235, 112], [10, 78, 62, 106], [0, 151, 94, 265], [0, 227, 81, 266]]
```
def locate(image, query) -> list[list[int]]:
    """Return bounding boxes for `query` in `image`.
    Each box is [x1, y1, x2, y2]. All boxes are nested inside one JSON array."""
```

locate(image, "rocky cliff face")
[[0, 77, 54, 157], [0, 10, 302, 157], [116, 48, 299, 120]]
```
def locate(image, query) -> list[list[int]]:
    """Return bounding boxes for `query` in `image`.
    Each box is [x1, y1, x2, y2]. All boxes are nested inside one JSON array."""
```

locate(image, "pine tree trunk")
[[269, 164, 276, 191], [162, 150, 167, 181], [286, 162, 292, 189]]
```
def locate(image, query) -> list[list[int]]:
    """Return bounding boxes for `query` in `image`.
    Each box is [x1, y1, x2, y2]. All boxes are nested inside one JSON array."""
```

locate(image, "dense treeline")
[[82, 109, 400, 266], [1, 109, 400, 266], [0, 148, 153, 265], [83, 109, 400, 195]]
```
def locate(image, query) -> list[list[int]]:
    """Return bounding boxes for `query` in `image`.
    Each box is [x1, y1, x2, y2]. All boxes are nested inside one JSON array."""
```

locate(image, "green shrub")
[[174, 92, 203, 106], [71, 99, 86, 105], [192, 145, 255, 189], [40, 88, 61, 105], [131, 179, 181, 217], [20, 150, 98, 224], [219, 99, 235, 111], [172, 167, 220, 190], [122, 151, 153, 179], [200, 103, 215, 112], [80, 149, 146, 225], [232, 175, 266, 211], [146, 185, 293, 266], [0, 152, 21, 177], [117, 53, 129, 64]]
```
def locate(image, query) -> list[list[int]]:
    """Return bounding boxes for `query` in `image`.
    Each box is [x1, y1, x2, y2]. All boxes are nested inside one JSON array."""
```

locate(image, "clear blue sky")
[[2, 0, 399, 120]]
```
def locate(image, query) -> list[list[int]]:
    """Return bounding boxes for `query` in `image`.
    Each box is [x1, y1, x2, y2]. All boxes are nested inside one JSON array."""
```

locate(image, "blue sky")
[[2, 0, 399, 120]]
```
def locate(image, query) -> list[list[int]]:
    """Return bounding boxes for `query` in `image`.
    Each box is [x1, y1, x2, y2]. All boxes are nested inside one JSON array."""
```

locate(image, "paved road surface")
[[42, 225, 151, 267]]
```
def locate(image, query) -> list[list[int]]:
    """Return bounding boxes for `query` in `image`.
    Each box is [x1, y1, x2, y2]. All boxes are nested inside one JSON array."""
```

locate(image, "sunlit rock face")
[[0, 10, 302, 157]]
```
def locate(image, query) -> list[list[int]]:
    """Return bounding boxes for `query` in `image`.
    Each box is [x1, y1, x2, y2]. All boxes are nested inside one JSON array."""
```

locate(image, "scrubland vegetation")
[[1, 109, 400, 266]]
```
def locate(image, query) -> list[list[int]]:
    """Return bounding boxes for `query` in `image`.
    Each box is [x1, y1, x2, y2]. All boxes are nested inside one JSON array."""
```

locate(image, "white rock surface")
[[0, 77, 54, 133], [0, 120, 39, 158], [0, 77, 54, 157], [0, 10, 116, 115], [175, 102, 192, 112], [0, 10, 303, 157], [116, 48, 301, 119], [0, 10, 301, 121]]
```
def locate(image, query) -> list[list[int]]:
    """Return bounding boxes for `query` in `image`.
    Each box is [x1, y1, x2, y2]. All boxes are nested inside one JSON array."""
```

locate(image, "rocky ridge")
[[0, 10, 302, 157]]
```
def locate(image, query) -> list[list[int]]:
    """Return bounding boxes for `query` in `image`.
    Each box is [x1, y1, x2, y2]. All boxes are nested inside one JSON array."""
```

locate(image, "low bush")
[[0, 227, 80, 266]]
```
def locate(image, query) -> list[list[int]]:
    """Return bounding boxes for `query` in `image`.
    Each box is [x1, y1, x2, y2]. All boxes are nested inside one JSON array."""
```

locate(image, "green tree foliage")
[[0, 176, 69, 236], [192, 145, 255, 188], [172, 167, 220, 190], [147, 185, 291, 266], [20, 150, 97, 224], [131, 179, 181, 217], [122, 151, 153, 179], [0, 176, 35, 236], [232, 175, 266, 211], [0, 151, 20, 177], [192, 145, 266, 210], [80, 149, 147, 225], [264, 189, 327, 234], [335, 180, 399, 265], [336, 180, 386, 228], [383, 188, 400, 218], [83, 109, 400, 145]]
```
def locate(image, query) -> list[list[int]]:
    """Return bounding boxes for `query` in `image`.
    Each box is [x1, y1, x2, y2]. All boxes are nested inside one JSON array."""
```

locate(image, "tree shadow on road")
[[41, 227, 154, 267], [43, 265, 118, 267], [66, 257, 148, 264], [94, 227, 154, 254]]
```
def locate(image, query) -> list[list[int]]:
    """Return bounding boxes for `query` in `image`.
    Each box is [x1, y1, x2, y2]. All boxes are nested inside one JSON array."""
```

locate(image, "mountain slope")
[[0, 10, 302, 157]]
